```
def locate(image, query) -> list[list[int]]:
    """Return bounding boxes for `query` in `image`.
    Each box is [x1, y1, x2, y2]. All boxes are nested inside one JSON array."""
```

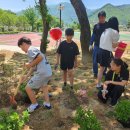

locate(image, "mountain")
[[17, 2, 130, 25], [89, 3, 130, 25], [48, 2, 94, 24]]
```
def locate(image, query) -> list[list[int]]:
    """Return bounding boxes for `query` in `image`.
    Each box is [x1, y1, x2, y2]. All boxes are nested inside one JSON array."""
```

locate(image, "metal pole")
[[60, 4, 62, 28]]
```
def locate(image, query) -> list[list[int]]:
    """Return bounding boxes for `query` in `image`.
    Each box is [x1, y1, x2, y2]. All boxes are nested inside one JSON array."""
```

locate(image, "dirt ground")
[[0, 49, 130, 130]]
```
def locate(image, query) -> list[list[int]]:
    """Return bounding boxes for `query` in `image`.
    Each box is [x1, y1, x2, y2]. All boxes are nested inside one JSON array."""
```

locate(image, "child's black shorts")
[[97, 48, 113, 67], [60, 63, 74, 70]]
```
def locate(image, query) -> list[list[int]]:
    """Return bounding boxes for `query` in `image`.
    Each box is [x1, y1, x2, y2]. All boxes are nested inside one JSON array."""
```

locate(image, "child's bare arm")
[[25, 55, 43, 69], [74, 55, 78, 68], [20, 68, 34, 83], [26, 68, 34, 77], [56, 53, 61, 65]]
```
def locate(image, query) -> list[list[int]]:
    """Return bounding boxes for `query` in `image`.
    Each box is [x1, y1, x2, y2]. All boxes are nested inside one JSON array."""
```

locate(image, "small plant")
[[0, 110, 29, 130], [115, 100, 130, 123], [20, 82, 27, 93], [74, 107, 102, 130]]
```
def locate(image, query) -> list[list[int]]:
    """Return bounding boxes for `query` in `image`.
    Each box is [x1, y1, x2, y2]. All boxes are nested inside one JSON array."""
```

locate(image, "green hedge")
[[0, 31, 19, 34]]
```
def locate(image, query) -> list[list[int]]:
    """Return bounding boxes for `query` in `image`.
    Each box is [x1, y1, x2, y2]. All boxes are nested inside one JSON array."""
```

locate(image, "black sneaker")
[[48, 93, 53, 97], [62, 82, 67, 90]]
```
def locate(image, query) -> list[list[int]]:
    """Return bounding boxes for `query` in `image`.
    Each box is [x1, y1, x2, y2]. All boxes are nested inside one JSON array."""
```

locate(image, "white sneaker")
[[27, 104, 40, 113], [43, 102, 51, 109], [96, 84, 101, 89]]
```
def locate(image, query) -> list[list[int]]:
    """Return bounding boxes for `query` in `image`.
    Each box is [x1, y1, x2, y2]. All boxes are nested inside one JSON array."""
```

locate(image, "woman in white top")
[[96, 17, 120, 88]]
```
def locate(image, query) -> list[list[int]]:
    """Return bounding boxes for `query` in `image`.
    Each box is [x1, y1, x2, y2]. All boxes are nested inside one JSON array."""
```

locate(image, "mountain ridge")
[[17, 2, 130, 25]]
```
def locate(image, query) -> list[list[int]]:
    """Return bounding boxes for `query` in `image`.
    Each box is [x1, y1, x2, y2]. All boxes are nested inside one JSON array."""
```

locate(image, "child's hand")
[[89, 45, 93, 51], [19, 76, 27, 84], [25, 63, 31, 69], [74, 62, 78, 68], [102, 91, 106, 99], [112, 43, 118, 48], [104, 81, 111, 85], [101, 89, 108, 99], [54, 64, 58, 70]]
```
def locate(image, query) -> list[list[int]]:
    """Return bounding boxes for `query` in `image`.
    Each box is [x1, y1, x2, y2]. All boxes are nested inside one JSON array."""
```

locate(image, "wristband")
[[101, 90, 108, 93]]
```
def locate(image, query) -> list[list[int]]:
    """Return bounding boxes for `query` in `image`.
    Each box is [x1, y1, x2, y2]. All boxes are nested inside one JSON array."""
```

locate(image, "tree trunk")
[[40, 21, 49, 53], [32, 24, 34, 32], [70, 0, 91, 65], [39, 0, 49, 53]]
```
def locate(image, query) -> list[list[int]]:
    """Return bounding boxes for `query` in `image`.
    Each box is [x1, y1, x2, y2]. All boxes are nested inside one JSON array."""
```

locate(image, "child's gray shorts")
[[27, 74, 51, 89]]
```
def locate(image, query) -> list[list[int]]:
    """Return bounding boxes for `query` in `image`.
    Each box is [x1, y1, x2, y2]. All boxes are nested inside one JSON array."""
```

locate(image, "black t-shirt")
[[57, 40, 80, 65], [93, 22, 108, 47], [105, 69, 129, 82]]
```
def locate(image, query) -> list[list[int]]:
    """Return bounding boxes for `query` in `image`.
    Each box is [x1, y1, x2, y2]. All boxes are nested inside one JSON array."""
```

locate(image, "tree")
[[24, 7, 37, 31], [36, 19, 42, 32], [23, 0, 52, 53], [50, 16, 63, 28], [16, 15, 29, 31], [70, 0, 91, 65], [127, 20, 130, 29], [38, 0, 51, 53], [69, 21, 80, 30], [0, 12, 17, 31]]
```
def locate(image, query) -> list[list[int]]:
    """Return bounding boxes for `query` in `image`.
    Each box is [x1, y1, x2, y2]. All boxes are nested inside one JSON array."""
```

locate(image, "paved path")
[[0, 33, 61, 52], [0, 45, 39, 53], [0, 32, 58, 47]]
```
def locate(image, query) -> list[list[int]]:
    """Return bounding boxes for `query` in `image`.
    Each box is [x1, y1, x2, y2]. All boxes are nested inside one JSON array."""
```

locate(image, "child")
[[55, 28, 80, 90], [97, 17, 119, 89], [18, 37, 52, 112], [98, 58, 129, 106]]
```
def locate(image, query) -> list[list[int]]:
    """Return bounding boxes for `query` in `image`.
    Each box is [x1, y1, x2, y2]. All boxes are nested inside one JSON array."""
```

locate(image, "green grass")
[[120, 33, 130, 41]]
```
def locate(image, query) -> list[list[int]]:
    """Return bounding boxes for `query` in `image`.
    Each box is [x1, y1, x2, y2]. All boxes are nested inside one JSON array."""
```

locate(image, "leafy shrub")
[[0, 110, 29, 130], [20, 83, 27, 93], [0, 31, 19, 34], [74, 107, 102, 130], [115, 100, 130, 122]]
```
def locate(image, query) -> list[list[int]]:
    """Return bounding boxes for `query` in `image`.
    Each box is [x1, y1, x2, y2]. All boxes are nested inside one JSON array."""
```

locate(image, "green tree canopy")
[[24, 7, 38, 31]]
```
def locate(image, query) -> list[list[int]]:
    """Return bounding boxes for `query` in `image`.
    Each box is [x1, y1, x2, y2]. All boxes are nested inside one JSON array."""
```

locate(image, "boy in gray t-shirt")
[[18, 37, 52, 112]]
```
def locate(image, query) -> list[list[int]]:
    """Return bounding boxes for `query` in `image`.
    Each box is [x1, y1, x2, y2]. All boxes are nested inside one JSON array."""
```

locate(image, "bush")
[[0, 31, 19, 34], [115, 100, 130, 122], [74, 107, 102, 130], [0, 110, 29, 130]]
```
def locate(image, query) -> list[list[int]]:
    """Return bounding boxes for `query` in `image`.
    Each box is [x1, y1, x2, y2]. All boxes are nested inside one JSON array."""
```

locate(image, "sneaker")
[[27, 104, 40, 113], [43, 104, 52, 109], [43, 103, 52, 109], [110, 101, 118, 107], [96, 84, 102, 90], [48, 93, 53, 97], [62, 82, 67, 90]]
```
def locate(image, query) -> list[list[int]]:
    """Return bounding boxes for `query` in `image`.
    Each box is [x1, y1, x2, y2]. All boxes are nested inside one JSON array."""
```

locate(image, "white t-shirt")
[[100, 28, 120, 52], [27, 46, 52, 77]]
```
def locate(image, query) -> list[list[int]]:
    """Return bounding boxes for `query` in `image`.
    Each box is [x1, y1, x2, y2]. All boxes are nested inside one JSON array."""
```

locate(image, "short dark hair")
[[18, 37, 32, 47], [98, 11, 106, 18], [108, 17, 119, 32], [65, 28, 74, 36]]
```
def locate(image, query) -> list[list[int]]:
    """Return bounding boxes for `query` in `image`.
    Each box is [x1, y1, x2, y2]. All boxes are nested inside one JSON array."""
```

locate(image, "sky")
[[0, 0, 130, 12]]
